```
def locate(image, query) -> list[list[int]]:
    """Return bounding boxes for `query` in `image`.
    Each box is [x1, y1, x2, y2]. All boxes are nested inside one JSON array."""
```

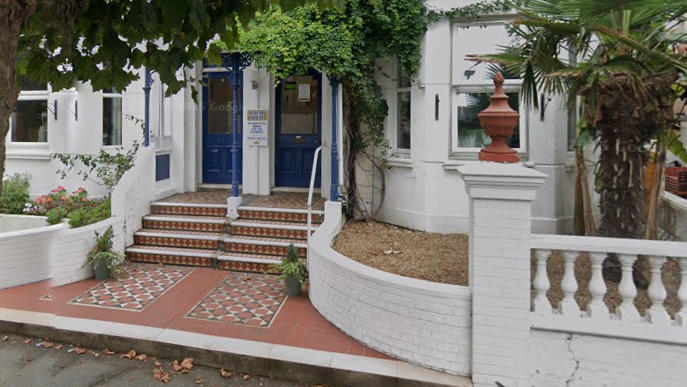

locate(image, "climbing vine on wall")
[[237, 0, 426, 218], [426, 0, 518, 23]]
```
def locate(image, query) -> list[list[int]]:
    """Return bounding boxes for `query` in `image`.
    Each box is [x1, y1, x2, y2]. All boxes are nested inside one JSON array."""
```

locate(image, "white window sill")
[[387, 156, 413, 168], [6, 143, 50, 160]]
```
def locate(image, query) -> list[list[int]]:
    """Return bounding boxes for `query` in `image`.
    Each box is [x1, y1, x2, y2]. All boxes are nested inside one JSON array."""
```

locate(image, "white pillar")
[[457, 162, 546, 387]]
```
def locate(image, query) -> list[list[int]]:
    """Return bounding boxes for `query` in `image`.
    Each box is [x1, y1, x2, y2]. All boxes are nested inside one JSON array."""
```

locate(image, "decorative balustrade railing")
[[531, 234, 687, 331]]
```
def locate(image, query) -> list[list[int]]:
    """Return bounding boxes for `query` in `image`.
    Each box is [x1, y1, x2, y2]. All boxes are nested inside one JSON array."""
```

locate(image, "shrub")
[[272, 243, 307, 284], [1, 173, 31, 214], [29, 187, 111, 228], [86, 226, 124, 277], [68, 197, 111, 228]]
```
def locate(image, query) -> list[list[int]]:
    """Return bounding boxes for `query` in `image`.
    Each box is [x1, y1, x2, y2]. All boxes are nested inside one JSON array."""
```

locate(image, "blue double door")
[[202, 72, 321, 188], [202, 72, 242, 185]]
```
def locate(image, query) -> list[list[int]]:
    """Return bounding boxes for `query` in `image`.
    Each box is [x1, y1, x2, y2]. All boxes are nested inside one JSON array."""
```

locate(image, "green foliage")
[[272, 243, 307, 284], [67, 197, 112, 229], [28, 187, 111, 228], [86, 226, 125, 277], [0, 173, 30, 215], [54, 142, 139, 191], [425, 0, 517, 23]]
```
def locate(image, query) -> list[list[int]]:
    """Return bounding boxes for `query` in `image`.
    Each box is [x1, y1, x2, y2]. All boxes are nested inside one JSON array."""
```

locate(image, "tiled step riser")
[[224, 243, 307, 258], [218, 261, 280, 274], [143, 219, 226, 233], [151, 205, 227, 217], [133, 235, 219, 250], [231, 225, 309, 241], [238, 209, 323, 224], [126, 252, 214, 267]]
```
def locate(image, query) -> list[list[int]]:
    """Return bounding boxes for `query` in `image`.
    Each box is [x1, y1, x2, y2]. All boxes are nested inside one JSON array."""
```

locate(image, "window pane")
[[456, 92, 520, 148], [207, 77, 241, 134], [280, 75, 319, 135], [453, 24, 520, 83], [397, 91, 411, 149], [103, 96, 122, 146], [11, 100, 48, 142]]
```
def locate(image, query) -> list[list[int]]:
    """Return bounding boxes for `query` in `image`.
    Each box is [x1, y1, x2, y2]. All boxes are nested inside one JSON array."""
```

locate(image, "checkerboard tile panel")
[[246, 194, 326, 210], [69, 264, 193, 311], [186, 272, 285, 327], [225, 240, 307, 258], [127, 250, 214, 267], [143, 219, 225, 233], [39, 292, 52, 301], [238, 210, 323, 224], [231, 225, 308, 240], [151, 205, 226, 217], [158, 191, 232, 204], [218, 260, 279, 274], [133, 234, 220, 249]]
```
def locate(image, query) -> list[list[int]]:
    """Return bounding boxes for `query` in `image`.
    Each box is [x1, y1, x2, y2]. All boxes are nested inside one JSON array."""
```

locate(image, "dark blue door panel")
[[275, 73, 321, 188], [202, 72, 242, 185]]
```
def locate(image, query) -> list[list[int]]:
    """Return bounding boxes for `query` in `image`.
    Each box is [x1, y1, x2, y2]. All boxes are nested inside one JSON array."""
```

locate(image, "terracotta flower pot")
[[477, 72, 520, 163]]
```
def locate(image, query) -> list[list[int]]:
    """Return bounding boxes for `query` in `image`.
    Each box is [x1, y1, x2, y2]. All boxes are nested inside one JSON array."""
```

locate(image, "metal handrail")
[[307, 145, 323, 260]]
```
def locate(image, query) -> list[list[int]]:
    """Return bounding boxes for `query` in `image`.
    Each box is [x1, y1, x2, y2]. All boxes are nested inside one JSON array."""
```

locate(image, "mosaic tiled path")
[[0, 267, 390, 359], [126, 193, 323, 273], [69, 264, 193, 311], [187, 272, 285, 327]]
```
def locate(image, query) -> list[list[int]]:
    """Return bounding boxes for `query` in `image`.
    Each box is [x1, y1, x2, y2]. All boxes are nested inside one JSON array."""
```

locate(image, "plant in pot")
[[272, 243, 306, 296], [85, 226, 125, 280]]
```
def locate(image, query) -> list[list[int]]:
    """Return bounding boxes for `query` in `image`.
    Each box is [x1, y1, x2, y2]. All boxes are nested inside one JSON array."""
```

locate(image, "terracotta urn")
[[477, 72, 520, 163]]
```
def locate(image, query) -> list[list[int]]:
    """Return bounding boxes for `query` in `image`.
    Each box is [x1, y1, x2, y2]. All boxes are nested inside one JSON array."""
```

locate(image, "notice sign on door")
[[245, 109, 268, 146], [298, 84, 311, 102]]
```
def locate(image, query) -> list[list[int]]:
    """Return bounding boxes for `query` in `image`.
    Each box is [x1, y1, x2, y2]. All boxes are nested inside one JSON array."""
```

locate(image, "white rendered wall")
[[0, 215, 47, 233]]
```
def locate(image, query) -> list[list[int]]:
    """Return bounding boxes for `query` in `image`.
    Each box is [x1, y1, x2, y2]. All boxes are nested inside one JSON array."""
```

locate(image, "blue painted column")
[[329, 77, 340, 201], [221, 52, 251, 198], [143, 69, 152, 147]]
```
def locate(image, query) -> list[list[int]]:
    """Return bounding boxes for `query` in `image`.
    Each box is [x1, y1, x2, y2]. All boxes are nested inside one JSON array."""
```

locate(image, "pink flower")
[[81, 197, 87, 202], [47, 197, 52, 202], [60, 195, 66, 200]]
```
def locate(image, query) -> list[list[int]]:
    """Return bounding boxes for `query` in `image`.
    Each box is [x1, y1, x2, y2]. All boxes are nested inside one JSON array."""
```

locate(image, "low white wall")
[[0, 223, 64, 289], [0, 215, 47, 233], [531, 329, 687, 387], [308, 202, 472, 376]]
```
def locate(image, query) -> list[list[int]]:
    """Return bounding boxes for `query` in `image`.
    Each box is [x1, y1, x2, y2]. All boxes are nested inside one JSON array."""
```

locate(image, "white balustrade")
[[678, 257, 687, 327], [617, 253, 641, 322], [588, 252, 609, 319], [647, 256, 670, 325], [559, 251, 580, 316], [533, 249, 552, 315]]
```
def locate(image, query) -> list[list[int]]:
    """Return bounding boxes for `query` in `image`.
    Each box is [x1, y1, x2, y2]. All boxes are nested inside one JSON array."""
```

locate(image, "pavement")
[[0, 333, 309, 387]]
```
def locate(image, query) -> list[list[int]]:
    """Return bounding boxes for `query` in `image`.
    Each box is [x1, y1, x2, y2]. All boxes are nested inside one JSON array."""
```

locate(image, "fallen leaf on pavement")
[[54, 345, 63, 350], [42, 341, 53, 348], [121, 350, 136, 359], [181, 358, 194, 373], [195, 375, 203, 384], [220, 369, 232, 378], [242, 277, 252, 282], [172, 360, 182, 372], [243, 374, 252, 381], [75, 347, 86, 355], [135, 354, 148, 362], [2, 336, 8, 342], [154, 360, 162, 367], [154, 368, 170, 384], [103, 348, 116, 355], [24, 339, 32, 344]]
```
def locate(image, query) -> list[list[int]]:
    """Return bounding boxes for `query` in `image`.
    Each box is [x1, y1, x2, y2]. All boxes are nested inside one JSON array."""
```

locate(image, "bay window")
[[11, 76, 49, 143], [103, 89, 122, 146]]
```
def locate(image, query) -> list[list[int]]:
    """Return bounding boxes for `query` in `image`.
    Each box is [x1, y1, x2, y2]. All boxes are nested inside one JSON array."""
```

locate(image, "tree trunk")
[[0, 0, 38, 202]]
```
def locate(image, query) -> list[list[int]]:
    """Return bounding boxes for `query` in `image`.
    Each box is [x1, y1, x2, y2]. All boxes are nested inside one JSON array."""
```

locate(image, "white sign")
[[298, 84, 311, 102], [245, 109, 268, 146]]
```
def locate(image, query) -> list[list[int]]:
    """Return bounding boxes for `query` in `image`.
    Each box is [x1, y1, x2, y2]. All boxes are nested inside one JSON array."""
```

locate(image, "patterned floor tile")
[[186, 272, 286, 327], [39, 292, 52, 301], [69, 264, 193, 311]]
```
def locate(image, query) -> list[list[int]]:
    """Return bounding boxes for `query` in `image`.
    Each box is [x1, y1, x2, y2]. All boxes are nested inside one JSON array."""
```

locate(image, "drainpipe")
[[329, 77, 340, 201], [143, 69, 152, 147]]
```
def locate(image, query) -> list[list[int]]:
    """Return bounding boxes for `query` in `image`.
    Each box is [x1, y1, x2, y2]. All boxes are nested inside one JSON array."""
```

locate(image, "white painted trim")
[[151, 201, 227, 209], [230, 221, 316, 231], [271, 187, 319, 194], [387, 157, 414, 168], [531, 233, 687, 258], [124, 247, 214, 258], [143, 215, 225, 224], [224, 237, 307, 248], [238, 206, 324, 215], [217, 255, 282, 265], [134, 231, 221, 241]]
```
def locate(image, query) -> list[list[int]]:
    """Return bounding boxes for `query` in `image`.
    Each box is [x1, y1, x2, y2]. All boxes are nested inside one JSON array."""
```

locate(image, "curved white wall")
[[308, 202, 472, 376]]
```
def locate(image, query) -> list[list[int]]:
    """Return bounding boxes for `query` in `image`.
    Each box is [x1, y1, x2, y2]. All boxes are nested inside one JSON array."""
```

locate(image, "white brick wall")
[[309, 202, 472, 376]]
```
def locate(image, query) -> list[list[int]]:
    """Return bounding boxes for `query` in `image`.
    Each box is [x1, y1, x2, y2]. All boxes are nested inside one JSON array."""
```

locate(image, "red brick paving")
[[0, 267, 391, 359]]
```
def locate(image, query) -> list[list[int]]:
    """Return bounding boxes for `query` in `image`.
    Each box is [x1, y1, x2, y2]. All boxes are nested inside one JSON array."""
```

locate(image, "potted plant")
[[86, 226, 124, 280], [272, 243, 306, 296]]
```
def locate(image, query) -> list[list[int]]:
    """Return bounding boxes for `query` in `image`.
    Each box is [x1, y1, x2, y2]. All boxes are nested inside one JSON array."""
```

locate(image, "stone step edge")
[[0, 308, 470, 387], [224, 238, 307, 249], [125, 247, 215, 259], [230, 221, 318, 231], [134, 231, 222, 241], [151, 201, 227, 209], [238, 206, 325, 215], [144, 215, 226, 224], [217, 254, 282, 265]]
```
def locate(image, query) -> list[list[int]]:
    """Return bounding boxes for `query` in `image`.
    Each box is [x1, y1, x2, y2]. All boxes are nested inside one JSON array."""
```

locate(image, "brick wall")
[[309, 202, 472, 376]]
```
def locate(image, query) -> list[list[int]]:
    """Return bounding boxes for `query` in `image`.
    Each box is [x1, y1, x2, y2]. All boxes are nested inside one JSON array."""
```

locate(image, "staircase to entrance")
[[125, 192, 326, 273]]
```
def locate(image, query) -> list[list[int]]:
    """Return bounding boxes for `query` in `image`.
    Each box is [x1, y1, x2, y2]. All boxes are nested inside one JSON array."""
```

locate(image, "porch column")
[[143, 69, 153, 147], [329, 77, 339, 201], [221, 52, 252, 218]]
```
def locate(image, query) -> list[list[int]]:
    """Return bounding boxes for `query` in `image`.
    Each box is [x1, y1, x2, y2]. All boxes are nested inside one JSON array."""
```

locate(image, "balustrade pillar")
[[560, 251, 580, 316], [618, 254, 640, 322], [533, 249, 552, 315], [588, 252, 609, 319], [647, 255, 670, 325]]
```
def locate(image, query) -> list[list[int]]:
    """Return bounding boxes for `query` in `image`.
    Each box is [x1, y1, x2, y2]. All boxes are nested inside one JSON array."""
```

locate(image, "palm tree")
[[472, 0, 687, 239]]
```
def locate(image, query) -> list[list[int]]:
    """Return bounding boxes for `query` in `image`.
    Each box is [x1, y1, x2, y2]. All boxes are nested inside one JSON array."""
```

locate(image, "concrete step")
[[216, 252, 283, 273], [150, 201, 227, 217], [125, 245, 215, 267], [230, 220, 317, 241], [237, 206, 323, 224], [142, 214, 227, 233], [133, 229, 223, 250], [223, 236, 307, 258]]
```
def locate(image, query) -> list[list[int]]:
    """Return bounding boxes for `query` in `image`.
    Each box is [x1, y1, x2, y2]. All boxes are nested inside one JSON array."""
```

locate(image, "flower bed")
[[24, 186, 111, 228]]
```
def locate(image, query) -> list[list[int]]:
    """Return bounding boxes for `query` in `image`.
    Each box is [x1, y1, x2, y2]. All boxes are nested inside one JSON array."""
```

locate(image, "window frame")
[[8, 84, 51, 145], [102, 89, 123, 148], [393, 62, 412, 155], [450, 19, 529, 159]]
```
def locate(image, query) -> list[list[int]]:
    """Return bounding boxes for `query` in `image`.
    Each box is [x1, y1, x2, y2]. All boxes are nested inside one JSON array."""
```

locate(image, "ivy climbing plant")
[[237, 0, 427, 218]]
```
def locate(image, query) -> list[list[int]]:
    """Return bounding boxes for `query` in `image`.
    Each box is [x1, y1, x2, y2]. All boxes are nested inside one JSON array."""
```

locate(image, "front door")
[[202, 72, 242, 184], [275, 74, 321, 188]]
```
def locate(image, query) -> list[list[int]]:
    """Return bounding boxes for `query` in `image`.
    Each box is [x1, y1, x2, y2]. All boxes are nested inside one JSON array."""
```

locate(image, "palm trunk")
[[573, 147, 597, 236], [0, 1, 38, 200]]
